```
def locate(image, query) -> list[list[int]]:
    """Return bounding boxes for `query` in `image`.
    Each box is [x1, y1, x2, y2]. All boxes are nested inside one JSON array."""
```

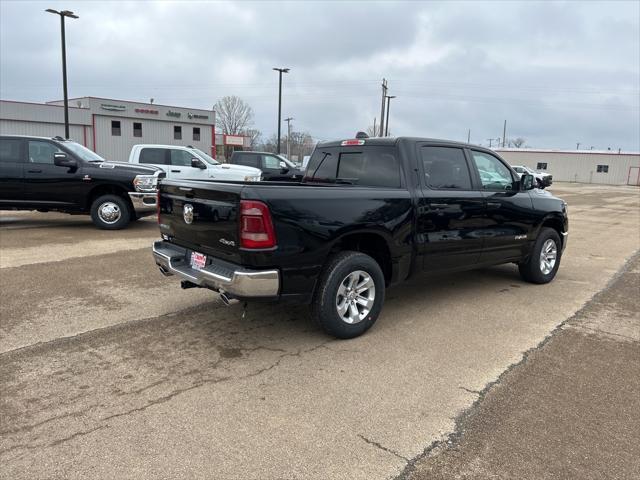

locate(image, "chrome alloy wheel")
[[539, 238, 558, 275], [336, 270, 375, 324], [98, 201, 121, 224]]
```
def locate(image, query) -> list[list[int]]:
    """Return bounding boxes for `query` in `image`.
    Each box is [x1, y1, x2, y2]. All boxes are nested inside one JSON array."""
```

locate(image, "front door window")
[[471, 151, 515, 190]]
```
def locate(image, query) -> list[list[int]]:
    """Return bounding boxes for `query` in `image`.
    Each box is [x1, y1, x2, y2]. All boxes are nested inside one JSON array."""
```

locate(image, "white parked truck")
[[128, 144, 262, 182]]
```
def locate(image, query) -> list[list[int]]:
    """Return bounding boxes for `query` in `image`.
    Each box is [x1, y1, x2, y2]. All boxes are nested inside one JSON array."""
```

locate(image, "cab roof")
[[317, 136, 485, 149]]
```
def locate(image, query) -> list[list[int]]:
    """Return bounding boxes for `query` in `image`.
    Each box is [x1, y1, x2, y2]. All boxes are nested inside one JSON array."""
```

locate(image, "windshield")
[[193, 148, 219, 165], [62, 141, 105, 162]]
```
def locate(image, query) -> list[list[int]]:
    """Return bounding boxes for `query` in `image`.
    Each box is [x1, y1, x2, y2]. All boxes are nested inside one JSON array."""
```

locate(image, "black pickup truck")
[[153, 136, 568, 339], [228, 151, 304, 181], [0, 135, 163, 229]]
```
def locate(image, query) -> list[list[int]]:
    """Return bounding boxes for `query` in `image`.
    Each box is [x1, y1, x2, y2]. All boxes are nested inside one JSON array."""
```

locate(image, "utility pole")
[[372, 117, 377, 137], [487, 138, 493, 148], [46, 8, 79, 139], [502, 120, 507, 147], [284, 117, 293, 159], [576, 142, 581, 150], [379, 78, 388, 137], [467, 129, 471, 143], [384, 95, 395, 136], [273, 67, 290, 154]]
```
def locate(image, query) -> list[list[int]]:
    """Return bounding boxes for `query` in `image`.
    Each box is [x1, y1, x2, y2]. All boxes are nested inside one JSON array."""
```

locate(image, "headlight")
[[133, 175, 157, 192], [244, 175, 261, 182]]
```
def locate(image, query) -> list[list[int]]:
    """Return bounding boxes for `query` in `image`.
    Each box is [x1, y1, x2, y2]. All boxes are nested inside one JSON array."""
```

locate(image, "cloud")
[[1, 0, 638, 150]]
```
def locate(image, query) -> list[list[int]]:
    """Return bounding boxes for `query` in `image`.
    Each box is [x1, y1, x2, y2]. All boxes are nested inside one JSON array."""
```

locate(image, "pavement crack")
[[0, 425, 107, 459], [357, 434, 409, 462], [101, 377, 229, 422], [459, 386, 482, 395]]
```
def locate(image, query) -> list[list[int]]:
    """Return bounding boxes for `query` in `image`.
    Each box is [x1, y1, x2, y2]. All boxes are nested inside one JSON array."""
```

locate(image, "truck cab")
[[228, 151, 304, 181]]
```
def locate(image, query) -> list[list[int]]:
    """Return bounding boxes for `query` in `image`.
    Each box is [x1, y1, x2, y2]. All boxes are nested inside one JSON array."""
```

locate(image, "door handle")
[[27, 169, 43, 173], [429, 203, 448, 208], [171, 169, 181, 173], [487, 202, 502, 208]]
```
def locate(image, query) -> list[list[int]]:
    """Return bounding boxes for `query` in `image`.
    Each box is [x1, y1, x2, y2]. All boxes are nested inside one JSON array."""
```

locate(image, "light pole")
[[384, 95, 395, 136], [284, 117, 293, 159], [46, 8, 78, 139], [273, 67, 290, 154]]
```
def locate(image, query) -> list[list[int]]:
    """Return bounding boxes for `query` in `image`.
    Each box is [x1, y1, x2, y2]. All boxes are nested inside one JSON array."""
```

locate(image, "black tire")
[[311, 251, 385, 339], [518, 227, 562, 284], [90, 194, 131, 230]]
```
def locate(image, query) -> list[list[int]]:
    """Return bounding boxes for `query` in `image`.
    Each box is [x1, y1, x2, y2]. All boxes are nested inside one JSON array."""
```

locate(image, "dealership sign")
[[101, 103, 126, 111], [188, 112, 209, 120], [135, 108, 158, 115], [166, 110, 181, 118], [224, 135, 244, 146]]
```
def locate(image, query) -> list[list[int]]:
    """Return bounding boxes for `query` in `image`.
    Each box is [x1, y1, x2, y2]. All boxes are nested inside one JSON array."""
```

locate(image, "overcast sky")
[[1, 0, 638, 150]]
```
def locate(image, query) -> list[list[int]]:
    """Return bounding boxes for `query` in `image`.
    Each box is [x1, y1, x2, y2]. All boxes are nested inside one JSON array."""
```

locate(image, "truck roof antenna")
[[355, 131, 369, 139]]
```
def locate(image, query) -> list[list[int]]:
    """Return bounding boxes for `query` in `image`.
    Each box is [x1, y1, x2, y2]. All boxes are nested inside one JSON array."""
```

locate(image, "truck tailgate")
[[158, 180, 242, 263]]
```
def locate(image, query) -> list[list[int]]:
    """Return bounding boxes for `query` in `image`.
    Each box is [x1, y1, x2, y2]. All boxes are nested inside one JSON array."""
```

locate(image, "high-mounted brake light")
[[240, 200, 277, 249], [341, 139, 365, 146]]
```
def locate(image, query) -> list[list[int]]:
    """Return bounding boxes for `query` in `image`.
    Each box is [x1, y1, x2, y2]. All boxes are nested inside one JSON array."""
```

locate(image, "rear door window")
[[0, 138, 23, 163], [234, 153, 260, 168], [139, 148, 168, 165], [421, 146, 472, 189], [306, 146, 401, 187]]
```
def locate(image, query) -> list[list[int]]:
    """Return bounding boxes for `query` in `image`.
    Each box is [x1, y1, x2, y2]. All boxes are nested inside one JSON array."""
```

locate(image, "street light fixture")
[[273, 67, 290, 154], [46, 8, 79, 139], [384, 95, 396, 137]]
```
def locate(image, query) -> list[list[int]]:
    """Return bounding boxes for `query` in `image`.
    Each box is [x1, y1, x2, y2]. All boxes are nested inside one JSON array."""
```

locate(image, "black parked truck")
[[153, 136, 568, 339], [0, 135, 163, 229], [228, 151, 304, 181]]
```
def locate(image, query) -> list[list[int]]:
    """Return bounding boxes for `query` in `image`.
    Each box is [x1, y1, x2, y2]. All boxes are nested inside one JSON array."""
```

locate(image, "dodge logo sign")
[[183, 204, 194, 224]]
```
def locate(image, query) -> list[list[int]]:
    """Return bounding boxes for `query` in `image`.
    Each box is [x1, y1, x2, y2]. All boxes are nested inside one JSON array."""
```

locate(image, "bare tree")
[[366, 124, 390, 137], [508, 137, 527, 148], [243, 128, 262, 149], [214, 96, 254, 135]]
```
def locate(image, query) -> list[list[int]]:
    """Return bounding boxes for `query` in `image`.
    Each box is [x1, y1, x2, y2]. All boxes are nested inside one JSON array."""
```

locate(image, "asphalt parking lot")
[[1, 182, 639, 479]]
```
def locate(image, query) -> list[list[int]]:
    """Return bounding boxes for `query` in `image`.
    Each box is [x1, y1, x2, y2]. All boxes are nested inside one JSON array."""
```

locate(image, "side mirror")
[[54, 152, 77, 168], [191, 158, 206, 169], [279, 161, 289, 172], [520, 173, 535, 191]]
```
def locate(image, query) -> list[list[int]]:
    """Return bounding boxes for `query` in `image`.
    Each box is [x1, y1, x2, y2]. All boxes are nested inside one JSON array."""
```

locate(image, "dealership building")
[[496, 148, 640, 186], [0, 97, 249, 162]]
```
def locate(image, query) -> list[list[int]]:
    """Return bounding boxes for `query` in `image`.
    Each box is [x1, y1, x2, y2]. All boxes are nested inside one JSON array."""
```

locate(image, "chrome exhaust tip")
[[158, 265, 172, 277], [219, 291, 238, 307]]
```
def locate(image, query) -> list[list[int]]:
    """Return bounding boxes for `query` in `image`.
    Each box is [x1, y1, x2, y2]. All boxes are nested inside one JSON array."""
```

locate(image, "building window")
[[193, 127, 200, 141], [111, 120, 121, 136], [174, 126, 182, 140], [133, 122, 142, 138], [597, 165, 609, 173], [537, 162, 548, 170]]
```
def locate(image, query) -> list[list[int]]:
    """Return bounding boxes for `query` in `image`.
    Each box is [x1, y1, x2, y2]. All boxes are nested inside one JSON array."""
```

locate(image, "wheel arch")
[[539, 214, 566, 248], [328, 229, 394, 286], [87, 183, 133, 213]]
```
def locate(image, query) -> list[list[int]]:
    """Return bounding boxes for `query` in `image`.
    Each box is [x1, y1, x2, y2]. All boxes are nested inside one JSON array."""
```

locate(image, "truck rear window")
[[305, 146, 401, 188]]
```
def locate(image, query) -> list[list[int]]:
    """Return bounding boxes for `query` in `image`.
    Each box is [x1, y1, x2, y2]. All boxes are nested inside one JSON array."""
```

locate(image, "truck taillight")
[[156, 190, 161, 224], [240, 200, 276, 249]]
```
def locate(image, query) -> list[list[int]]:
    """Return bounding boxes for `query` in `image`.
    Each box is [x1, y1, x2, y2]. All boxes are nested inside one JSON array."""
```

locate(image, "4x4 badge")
[[183, 204, 194, 224]]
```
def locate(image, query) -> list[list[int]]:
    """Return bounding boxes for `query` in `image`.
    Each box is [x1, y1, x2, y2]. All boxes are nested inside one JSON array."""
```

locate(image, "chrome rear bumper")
[[152, 240, 279, 298]]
